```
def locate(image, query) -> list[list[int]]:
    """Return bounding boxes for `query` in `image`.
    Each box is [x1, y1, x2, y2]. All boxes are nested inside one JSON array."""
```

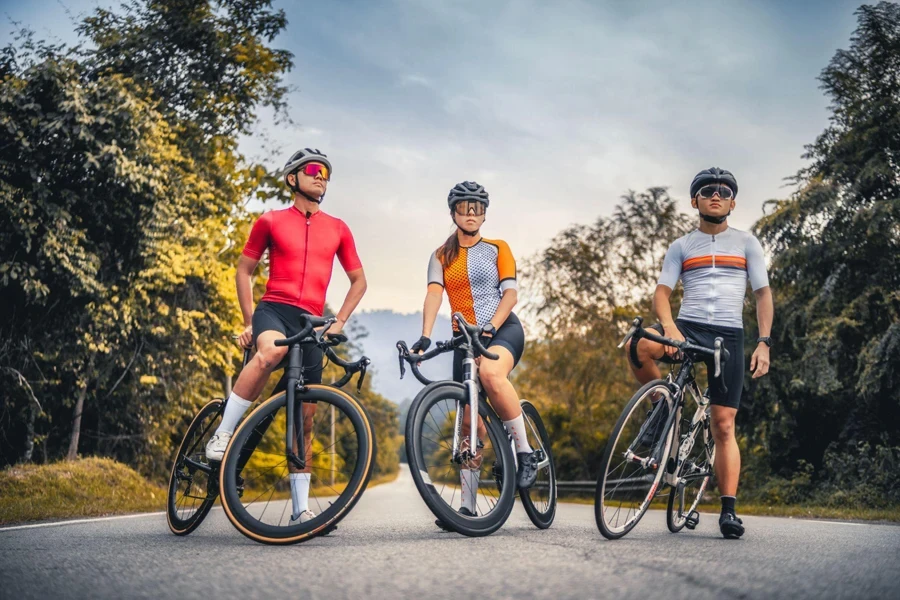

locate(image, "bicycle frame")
[[624, 353, 700, 472]]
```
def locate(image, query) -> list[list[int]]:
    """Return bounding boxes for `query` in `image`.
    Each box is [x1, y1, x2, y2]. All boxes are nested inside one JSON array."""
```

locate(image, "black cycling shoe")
[[638, 396, 669, 447], [435, 506, 475, 532], [516, 451, 539, 489], [719, 512, 745, 539]]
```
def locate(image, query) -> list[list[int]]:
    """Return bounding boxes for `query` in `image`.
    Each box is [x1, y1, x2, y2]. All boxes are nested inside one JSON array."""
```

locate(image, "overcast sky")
[[3, 0, 862, 316]]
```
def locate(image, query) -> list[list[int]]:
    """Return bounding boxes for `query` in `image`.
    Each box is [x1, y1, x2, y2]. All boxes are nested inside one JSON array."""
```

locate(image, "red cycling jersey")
[[242, 206, 362, 316]]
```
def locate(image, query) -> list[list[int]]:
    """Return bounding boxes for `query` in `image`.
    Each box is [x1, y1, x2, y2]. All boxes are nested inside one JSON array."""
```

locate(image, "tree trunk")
[[22, 399, 37, 462], [66, 382, 90, 461]]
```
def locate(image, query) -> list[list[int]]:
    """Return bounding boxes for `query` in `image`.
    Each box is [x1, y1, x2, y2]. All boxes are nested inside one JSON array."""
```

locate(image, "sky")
[[2, 0, 864, 317]]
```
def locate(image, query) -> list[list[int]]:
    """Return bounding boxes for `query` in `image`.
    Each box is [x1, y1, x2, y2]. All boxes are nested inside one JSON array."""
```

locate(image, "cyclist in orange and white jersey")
[[412, 181, 538, 525]]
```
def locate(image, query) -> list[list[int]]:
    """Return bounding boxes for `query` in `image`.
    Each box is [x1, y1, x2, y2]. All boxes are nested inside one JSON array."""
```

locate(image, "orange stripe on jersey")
[[443, 247, 477, 328], [683, 255, 747, 271]]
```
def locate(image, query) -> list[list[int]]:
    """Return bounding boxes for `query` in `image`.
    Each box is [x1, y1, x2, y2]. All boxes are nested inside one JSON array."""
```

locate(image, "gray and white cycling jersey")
[[658, 227, 769, 329]]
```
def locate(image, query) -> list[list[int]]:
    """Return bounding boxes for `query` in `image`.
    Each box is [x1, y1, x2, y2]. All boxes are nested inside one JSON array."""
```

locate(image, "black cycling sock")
[[720, 495, 736, 515]]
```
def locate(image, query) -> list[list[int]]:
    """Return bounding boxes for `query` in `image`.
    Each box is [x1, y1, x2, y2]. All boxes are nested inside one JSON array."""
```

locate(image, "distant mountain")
[[345, 310, 454, 404]]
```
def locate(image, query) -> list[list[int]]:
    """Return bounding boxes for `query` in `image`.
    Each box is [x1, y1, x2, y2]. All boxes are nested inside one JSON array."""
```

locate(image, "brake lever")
[[618, 326, 638, 349], [397, 343, 407, 379], [714, 338, 723, 378], [315, 318, 338, 343], [357, 359, 369, 393]]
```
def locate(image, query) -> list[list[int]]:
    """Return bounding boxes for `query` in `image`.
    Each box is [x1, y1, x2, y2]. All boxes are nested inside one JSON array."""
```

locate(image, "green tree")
[[746, 2, 900, 506], [0, 0, 292, 473]]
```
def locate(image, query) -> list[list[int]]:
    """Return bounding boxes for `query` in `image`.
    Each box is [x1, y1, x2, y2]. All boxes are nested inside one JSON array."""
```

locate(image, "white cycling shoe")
[[290, 509, 317, 524], [204, 431, 232, 461]]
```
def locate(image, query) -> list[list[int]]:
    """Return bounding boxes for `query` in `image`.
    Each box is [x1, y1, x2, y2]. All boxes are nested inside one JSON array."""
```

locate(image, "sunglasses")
[[453, 201, 487, 216], [697, 184, 734, 200], [298, 162, 330, 180]]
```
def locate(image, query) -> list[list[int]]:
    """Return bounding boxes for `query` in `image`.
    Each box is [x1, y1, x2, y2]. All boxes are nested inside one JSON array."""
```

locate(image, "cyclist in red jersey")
[[206, 148, 367, 525]]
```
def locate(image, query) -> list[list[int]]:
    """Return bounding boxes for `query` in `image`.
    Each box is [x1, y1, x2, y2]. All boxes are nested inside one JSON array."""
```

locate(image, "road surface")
[[2, 469, 898, 599]]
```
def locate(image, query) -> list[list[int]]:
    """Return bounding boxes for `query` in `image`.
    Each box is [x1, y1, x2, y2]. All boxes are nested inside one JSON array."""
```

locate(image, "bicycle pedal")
[[684, 510, 700, 530]]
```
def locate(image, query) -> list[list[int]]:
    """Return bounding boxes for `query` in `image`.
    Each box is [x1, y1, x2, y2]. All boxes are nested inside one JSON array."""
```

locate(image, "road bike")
[[167, 315, 373, 544], [594, 316, 727, 540], [397, 313, 556, 537]]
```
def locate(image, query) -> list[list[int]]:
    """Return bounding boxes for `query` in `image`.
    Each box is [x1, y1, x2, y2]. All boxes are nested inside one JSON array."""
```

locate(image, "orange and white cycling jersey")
[[427, 238, 517, 328]]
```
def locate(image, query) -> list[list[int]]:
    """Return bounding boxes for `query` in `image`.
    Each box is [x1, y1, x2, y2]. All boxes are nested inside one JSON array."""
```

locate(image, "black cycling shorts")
[[648, 319, 744, 409], [252, 301, 324, 385], [453, 312, 525, 382]]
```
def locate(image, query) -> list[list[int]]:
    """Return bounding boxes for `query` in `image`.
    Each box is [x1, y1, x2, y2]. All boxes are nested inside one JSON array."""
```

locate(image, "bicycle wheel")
[[406, 382, 517, 537], [167, 399, 223, 535], [667, 407, 716, 533], [595, 380, 676, 539], [219, 385, 375, 545], [519, 400, 556, 529]]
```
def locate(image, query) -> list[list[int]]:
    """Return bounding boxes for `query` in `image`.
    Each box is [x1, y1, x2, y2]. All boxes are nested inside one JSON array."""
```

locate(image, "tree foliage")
[[744, 1, 900, 506], [0, 1, 289, 473]]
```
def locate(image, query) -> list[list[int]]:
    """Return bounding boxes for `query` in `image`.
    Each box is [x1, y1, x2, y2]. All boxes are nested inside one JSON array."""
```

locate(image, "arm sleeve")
[[746, 234, 770, 291], [242, 213, 271, 260], [496, 240, 518, 292], [336, 221, 363, 272], [427, 252, 444, 287], [657, 239, 683, 289]]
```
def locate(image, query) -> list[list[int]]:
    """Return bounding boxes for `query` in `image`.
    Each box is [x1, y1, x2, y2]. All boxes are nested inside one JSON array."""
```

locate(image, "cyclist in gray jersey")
[[626, 167, 774, 539]]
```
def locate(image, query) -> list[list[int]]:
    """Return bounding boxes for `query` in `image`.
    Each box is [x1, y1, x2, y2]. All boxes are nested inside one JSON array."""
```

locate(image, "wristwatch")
[[482, 323, 497, 337], [757, 336, 773, 348]]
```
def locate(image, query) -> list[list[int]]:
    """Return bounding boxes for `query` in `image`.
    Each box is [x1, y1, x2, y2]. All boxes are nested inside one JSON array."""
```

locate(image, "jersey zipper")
[[709, 234, 716, 323], [299, 213, 311, 303]]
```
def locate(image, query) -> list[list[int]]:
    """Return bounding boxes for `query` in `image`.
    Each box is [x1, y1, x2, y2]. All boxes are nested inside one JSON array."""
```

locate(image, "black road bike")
[[594, 316, 727, 540], [397, 313, 557, 537], [167, 315, 373, 544]]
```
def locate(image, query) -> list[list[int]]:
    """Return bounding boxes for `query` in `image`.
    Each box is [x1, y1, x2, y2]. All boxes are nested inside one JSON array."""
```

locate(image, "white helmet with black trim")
[[283, 148, 332, 203]]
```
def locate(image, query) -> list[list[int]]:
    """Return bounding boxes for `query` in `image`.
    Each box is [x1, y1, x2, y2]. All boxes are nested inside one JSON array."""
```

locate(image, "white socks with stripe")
[[504, 414, 533, 454], [216, 393, 252, 435], [290, 472, 311, 517], [460, 469, 480, 513]]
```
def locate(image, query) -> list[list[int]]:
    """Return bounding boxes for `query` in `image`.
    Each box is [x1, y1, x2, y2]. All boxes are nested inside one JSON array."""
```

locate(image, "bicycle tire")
[[219, 385, 374, 545], [595, 380, 675, 540], [167, 399, 223, 535], [667, 410, 716, 533], [519, 400, 557, 529], [406, 382, 517, 537]]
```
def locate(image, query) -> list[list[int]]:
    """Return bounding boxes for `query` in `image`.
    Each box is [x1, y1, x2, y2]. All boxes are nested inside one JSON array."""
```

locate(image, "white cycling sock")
[[216, 393, 252, 435], [290, 472, 311, 517], [504, 414, 533, 454], [460, 468, 480, 513]]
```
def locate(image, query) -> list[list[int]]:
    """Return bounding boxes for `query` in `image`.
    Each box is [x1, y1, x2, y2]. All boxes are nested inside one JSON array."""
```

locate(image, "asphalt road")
[[2, 469, 898, 600]]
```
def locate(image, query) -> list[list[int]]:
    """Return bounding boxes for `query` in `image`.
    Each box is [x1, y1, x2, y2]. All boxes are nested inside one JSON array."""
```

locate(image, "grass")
[[0, 458, 401, 526], [0, 457, 167, 525], [560, 494, 900, 523]]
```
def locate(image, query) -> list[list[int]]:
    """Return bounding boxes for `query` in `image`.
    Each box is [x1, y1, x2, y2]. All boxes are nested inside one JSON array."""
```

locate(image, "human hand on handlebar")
[[238, 324, 253, 349], [411, 335, 431, 355], [324, 318, 345, 336], [661, 323, 685, 358]]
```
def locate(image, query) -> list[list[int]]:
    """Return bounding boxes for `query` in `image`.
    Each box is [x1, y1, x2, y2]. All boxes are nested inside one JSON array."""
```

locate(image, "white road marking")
[[0, 510, 168, 532]]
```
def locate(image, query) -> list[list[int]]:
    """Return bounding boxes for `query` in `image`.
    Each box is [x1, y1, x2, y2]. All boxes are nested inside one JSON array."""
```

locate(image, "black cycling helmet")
[[690, 167, 738, 198], [447, 181, 490, 209], [283, 148, 332, 203]]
